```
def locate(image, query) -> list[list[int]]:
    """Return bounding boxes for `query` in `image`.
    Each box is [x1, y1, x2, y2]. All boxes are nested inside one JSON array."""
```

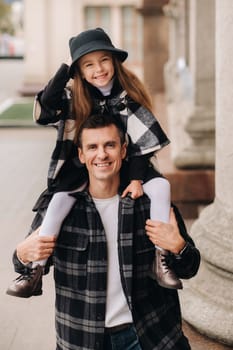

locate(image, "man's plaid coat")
[[52, 191, 200, 350], [13, 189, 200, 350]]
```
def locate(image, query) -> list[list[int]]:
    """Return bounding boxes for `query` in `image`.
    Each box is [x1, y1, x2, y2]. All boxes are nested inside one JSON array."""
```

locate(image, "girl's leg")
[[7, 185, 86, 298], [32, 191, 76, 267], [143, 177, 182, 289], [143, 177, 171, 223], [39, 191, 76, 237]]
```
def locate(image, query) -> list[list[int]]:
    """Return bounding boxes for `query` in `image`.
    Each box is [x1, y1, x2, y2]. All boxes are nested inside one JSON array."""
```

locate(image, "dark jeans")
[[103, 325, 142, 350]]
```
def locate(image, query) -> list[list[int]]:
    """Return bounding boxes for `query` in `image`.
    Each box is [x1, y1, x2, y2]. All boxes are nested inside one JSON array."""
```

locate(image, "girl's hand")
[[121, 180, 144, 199]]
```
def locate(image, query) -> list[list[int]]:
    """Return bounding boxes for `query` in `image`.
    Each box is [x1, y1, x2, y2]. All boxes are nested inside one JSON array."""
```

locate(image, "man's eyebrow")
[[85, 142, 97, 148], [104, 140, 117, 146], [85, 140, 117, 147], [106, 140, 117, 143]]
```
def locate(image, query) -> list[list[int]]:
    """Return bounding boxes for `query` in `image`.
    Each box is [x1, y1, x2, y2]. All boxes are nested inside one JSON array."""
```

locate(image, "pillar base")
[[175, 106, 215, 169], [180, 200, 233, 346], [174, 145, 215, 169], [180, 262, 233, 346]]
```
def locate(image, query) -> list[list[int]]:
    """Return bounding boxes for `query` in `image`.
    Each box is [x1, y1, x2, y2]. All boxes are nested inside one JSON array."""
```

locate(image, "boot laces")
[[161, 255, 169, 272], [16, 268, 37, 282]]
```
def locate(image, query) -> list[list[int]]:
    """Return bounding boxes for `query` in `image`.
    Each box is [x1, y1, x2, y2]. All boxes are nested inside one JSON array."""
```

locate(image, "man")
[[11, 114, 200, 349]]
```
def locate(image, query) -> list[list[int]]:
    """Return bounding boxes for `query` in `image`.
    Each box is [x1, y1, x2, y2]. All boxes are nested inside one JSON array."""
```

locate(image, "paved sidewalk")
[[0, 127, 230, 350], [0, 127, 56, 350]]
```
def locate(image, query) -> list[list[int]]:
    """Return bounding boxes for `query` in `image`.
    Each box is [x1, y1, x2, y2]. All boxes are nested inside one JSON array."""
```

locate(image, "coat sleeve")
[[125, 97, 170, 157], [168, 204, 201, 279], [33, 64, 71, 126], [128, 156, 148, 181], [128, 154, 162, 182]]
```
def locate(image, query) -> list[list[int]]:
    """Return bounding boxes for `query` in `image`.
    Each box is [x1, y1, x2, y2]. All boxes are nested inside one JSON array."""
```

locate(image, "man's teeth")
[[96, 163, 110, 167]]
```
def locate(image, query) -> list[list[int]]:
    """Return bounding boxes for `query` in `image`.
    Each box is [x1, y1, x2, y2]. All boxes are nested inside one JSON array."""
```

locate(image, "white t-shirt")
[[93, 195, 133, 327]]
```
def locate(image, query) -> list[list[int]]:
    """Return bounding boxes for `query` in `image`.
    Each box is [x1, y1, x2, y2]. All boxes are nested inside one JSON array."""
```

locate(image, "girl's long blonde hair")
[[71, 56, 153, 142]]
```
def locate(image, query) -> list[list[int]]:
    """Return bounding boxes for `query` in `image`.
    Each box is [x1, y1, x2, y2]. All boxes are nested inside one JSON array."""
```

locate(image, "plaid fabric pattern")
[[92, 90, 170, 157], [34, 87, 169, 191], [12, 190, 200, 349], [34, 89, 81, 191], [51, 191, 199, 350]]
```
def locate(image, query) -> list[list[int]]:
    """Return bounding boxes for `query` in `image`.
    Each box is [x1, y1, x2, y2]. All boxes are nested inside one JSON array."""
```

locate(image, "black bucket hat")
[[68, 28, 128, 78]]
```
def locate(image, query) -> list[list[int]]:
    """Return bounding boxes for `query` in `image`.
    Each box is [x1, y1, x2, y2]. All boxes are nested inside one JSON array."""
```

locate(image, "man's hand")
[[16, 227, 56, 264], [121, 180, 144, 199], [145, 208, 186, 254]]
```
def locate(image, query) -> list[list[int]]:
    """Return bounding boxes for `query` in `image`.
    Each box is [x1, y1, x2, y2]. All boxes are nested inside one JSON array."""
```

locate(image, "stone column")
[[23, 0, 48, 85], [180, 0, 233, 345], [175, 0, 215, 168], [21, 0, 74, 92], [163, 0, 193, 160], [138, 0, 169, 94]]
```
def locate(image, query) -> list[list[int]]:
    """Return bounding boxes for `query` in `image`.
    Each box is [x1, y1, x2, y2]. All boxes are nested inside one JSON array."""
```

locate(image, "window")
[[121, 6, 143, 64], [84, 6, 111, 34], [84, 5, 143, 68]]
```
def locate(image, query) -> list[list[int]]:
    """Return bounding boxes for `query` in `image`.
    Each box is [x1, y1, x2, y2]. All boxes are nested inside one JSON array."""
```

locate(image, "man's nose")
[[97, 147, 107, 158]]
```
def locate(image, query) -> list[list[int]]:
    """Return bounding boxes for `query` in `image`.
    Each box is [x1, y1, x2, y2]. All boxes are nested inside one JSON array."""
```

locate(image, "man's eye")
[[88, 145, 96, 150], [107, 143, 115, 148]]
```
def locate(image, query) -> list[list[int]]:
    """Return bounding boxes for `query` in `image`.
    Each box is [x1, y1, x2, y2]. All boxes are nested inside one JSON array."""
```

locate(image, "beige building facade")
[[23, 0, 143, 88]]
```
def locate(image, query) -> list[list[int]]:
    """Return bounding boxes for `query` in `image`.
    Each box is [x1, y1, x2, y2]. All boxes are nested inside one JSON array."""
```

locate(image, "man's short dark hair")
[[77, 114, 126, 147]]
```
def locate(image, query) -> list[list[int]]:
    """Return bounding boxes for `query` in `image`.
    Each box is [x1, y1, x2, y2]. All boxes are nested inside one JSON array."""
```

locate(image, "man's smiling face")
[[78, 124, 126, 184]]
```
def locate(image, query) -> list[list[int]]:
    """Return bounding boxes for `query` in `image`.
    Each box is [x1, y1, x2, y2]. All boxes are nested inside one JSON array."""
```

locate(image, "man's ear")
[[78, 147, 85, 164], [121, 142, 127, 159]]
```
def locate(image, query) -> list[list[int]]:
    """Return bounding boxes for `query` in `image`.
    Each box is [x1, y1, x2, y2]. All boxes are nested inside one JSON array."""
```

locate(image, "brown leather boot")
[[153, 249, 183, 289], [6, 265, 43, 298]]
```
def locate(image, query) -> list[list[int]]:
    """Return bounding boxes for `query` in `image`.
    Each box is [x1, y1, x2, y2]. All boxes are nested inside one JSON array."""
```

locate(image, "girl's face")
[[78, 51, 115, 88]]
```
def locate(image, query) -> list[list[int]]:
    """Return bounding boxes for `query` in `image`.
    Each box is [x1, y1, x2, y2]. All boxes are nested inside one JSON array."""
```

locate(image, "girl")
[[7, 28, 182, 298]]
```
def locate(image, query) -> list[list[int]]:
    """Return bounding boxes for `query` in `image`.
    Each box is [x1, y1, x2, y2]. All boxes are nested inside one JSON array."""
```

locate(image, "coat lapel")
[[118, 195, 135, 309]]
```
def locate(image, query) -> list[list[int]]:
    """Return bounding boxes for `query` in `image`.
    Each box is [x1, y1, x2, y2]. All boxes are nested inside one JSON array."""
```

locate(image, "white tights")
[[32, 186, 84, 267], [143, 177, 171, 252], [143, 177, 171, 223]]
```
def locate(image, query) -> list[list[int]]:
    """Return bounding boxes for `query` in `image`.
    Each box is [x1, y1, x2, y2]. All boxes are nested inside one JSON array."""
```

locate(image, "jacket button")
[[95, 341, 100, 349], [117, 102, 126, 111]]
